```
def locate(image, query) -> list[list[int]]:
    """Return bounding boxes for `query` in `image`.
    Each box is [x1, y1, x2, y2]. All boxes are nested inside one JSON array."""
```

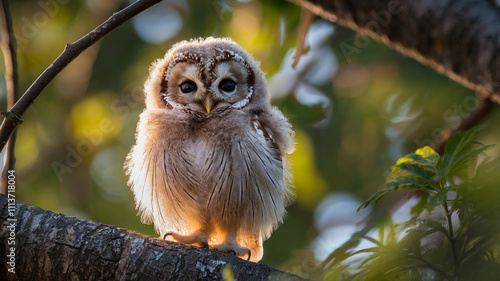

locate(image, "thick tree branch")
[[0, 0, 163, 153], [0, 195, 308, 280], [0, 0, 19, 195], [289, 0, 500, 102]]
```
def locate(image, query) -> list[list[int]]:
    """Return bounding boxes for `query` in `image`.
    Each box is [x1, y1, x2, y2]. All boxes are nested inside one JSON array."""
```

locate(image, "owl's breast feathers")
[[128, 107, 294, 237], [178, 108, 286, 182]]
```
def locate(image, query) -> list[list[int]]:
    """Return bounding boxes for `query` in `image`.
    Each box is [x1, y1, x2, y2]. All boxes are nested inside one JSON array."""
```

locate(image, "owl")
[[125, 37, 294, 262]]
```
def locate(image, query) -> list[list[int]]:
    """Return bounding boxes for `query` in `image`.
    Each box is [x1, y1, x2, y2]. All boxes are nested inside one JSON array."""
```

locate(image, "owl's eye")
[[219, 78, 236, 92], [179, 80, 197, 94]]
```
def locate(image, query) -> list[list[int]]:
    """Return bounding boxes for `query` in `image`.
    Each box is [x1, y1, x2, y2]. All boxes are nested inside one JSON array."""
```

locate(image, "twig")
[[292, 7, 314, 68], [0, 0, 19, 195], [434, 97, 496, 155], [0, 0, 163, 153]]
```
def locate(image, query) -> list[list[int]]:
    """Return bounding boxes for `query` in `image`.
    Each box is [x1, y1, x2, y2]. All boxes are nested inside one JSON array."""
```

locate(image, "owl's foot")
[[212, 241, 251, 261], [163, 230, 209, 248]]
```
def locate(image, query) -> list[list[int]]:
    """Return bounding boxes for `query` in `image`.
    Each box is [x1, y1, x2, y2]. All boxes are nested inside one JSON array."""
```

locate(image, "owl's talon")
[[212, 242, 251, 261], [162, 230, 208, 248], [200, 239, 209, 249]]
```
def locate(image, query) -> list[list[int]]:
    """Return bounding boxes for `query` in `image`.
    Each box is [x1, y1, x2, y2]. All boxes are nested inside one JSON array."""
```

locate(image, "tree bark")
[[0, 195, 307, 281], [289, 0, 500, 103]]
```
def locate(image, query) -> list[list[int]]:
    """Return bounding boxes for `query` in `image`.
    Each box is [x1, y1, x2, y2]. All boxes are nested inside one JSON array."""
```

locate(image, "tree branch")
[[0, 0, 163, 153], [289, 0, 500, 103], [0, 195, 308, 280], [0, 0, 19, 195]]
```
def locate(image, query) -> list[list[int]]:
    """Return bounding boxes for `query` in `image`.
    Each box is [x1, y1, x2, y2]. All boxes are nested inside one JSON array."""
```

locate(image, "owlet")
[[125, 37, 294, 262]]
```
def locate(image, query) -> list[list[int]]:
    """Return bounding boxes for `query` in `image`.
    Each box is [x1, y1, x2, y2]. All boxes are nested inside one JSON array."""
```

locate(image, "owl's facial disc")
[[160, 49, 256, 115], [207, 61, 251, 110], [161, 62, 209, 113]]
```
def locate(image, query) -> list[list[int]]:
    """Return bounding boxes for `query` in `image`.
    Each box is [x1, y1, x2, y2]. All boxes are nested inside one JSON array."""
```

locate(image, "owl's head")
[[145, 37, 270, 115]]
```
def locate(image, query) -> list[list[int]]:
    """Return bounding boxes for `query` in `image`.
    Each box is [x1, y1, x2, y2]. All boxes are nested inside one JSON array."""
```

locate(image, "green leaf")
[[363, 176, 435, 209], [443, 125, 483, 158], [419, 219, 449, 238], [409, 192, 432, 214], [352, 247, 381, 255], [383, 177, 433, 192], [361, 189, 391, 209], [446, 144, 494, 177], [360, 235, 386, 247], [438, 126, 494, 182], [405, 154, 439, 173], [428, 187, 452, 206], [396, 162, 432, 182]]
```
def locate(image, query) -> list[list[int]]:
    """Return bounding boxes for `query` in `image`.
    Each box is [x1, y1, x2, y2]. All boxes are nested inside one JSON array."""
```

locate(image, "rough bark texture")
[[0, 195, 307, 281], [290, 0, 500, 102]]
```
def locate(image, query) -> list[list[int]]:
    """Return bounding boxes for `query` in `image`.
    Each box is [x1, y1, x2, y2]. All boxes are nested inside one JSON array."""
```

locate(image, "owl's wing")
[[256, 107, 295, 201], [218, 108, 293, 260], [252, 108, 295, 203], [258, 106, 295, 156]]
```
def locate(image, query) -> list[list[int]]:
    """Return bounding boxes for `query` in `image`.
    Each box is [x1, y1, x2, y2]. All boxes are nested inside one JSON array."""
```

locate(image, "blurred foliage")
[[1, 0, 500, 275], [323, 127, 500, 280]]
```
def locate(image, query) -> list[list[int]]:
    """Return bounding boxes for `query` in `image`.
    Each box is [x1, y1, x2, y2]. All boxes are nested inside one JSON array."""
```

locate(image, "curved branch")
[[0, 196, 307, 280], [289, 0, 500, 102], [0, 0, 163, 152]]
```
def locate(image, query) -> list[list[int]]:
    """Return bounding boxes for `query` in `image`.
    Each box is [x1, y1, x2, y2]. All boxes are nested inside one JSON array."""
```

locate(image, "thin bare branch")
[[0, 0, 19, 195], [292, 8, 314, 68], [0, 0, 163, 153]]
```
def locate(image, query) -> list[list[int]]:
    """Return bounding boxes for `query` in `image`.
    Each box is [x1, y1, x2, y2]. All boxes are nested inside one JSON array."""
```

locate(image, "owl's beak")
[[203, 95, 213, 113]]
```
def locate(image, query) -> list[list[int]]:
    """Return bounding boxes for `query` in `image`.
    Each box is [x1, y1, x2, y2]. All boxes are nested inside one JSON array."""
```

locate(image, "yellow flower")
[[396, 156, 411, 166], [415, 146, 437, 157], [392, 146, 437, 174]]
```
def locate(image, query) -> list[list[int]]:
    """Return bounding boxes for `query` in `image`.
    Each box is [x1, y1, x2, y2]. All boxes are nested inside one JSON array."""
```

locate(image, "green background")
[[3, 0, 499, 271]]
